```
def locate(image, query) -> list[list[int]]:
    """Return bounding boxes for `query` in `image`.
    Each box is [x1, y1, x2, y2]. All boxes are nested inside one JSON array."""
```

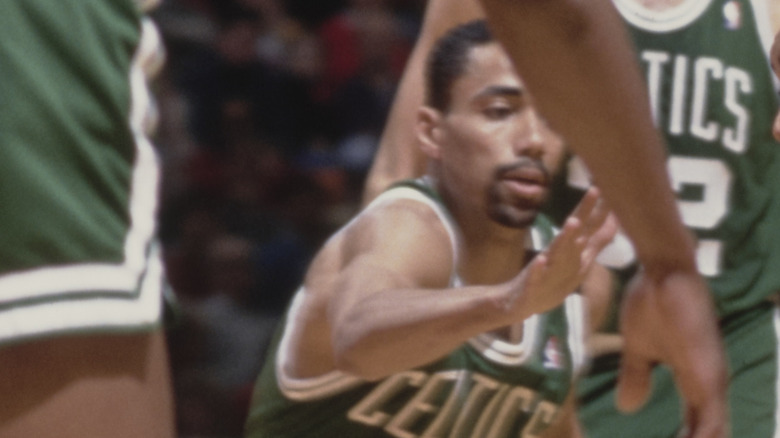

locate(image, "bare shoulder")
[[346, 198, 456, 288], [308, 197, 457, 293], [284, 196, 459, 377]]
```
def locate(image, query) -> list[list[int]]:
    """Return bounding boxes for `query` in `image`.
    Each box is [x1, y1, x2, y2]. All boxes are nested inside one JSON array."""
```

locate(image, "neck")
[[458, 218, 530, 285], [430, 174, 532, 285]]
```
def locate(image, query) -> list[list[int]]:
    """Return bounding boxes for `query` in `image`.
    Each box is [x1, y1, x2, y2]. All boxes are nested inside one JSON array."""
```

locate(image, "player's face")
[[436, 43, 565, 228]]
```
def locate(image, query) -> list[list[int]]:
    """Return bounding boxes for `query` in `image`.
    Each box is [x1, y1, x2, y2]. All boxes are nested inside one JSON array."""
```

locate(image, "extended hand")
[[509, 187, 617, 317], [617, 268, 729, 438]]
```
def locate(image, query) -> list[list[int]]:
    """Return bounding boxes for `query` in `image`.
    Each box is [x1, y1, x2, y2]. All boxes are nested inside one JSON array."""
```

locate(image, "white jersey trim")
[[467, 221, 569, 367], [0, 19, 164, 338], [613, 0, 714, 33], [565, 294, 589, 378], [364, 182, 460, 273], [276, 183, 461, 401], [468, 315, 542, 366], [0, 244, 164, 344], [0, 120, 161, 300], [276, 289, 365, 402]]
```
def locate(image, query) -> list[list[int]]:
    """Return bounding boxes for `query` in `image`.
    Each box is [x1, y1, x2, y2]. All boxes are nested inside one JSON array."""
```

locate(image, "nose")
[[513, 110, 546, 159]]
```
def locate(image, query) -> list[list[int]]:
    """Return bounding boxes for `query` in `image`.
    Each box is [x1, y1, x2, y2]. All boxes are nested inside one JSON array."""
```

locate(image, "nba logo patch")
[[723, 1, 742, 30], [543, 337, 563, 369]]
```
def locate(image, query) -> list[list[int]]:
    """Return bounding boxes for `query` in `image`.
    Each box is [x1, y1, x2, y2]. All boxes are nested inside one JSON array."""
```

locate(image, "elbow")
[[332, 341, 386, 382], [330, 309, 389, 381]]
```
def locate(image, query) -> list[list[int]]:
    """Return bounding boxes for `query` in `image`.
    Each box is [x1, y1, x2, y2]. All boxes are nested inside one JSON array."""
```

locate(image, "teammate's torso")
[[560, 0, 780, 316], [245, 180, 586, 438]]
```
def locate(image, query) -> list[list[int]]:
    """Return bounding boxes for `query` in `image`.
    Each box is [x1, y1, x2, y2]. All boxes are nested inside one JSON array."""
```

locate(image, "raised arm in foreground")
[[477, 0, 727, 436]]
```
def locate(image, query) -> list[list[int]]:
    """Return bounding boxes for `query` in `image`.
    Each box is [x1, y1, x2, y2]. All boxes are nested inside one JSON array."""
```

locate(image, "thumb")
[[616, 351, 654, 413]]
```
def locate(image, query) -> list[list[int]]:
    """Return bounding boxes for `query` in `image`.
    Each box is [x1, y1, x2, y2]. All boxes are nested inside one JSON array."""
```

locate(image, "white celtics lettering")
[[641, 51, 752, 152], [565, 51, 749, 276], [347, 370, 560, 438], [566, 155, 733, 276]]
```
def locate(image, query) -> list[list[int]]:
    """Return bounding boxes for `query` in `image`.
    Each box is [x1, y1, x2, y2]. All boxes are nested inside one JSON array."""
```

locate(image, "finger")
[[546, 216, 583, 261], [585, 196, 610, 229], [615, 351, 654, 413], [580, 213, 618, 266], [524, 253, 548, 288], [576, 189, 613, 251], [773, 111, 780, 142], [771, 32, 780, 76], [510, 253, 548, 310], [590, 213, 618, 251], [568, 186, 600, 224]]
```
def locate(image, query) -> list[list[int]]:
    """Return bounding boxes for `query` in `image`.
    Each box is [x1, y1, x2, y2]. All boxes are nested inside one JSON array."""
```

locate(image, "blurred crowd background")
[[149, 0, 423, 435]]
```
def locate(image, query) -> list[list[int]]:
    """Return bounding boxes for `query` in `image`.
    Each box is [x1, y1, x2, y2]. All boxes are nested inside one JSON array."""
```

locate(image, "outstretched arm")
[[330, 189, 615, 380]]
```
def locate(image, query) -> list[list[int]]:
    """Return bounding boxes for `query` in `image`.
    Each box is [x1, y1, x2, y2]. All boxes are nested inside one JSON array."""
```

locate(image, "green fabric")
[[574, 0, 780, 435], [579, 303, 778, 438], [0, 0, 140, 272], [245, 180, 580, 438]]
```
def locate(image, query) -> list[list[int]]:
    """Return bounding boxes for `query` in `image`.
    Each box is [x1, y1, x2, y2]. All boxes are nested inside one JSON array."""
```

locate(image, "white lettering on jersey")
[[723, 67, 752, 153], [640, 50, 752, 153], [691, 56, 723, 142], [569, 51, 750, 275], [348, 370, 562, 438]]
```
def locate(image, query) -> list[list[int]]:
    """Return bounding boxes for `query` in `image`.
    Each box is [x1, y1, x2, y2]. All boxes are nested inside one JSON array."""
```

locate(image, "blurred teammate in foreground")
[[0, 1, 174, 436]]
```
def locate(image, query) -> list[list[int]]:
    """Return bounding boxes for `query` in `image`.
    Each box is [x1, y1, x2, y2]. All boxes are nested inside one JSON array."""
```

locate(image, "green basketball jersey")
[[245, 179, 587, 438], [551, 0, 780, 318], [0, 0, 166, 343]]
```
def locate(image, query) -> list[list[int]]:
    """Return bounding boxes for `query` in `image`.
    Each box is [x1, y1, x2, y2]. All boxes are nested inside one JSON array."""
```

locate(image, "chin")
[[489, 206, 539, 229]]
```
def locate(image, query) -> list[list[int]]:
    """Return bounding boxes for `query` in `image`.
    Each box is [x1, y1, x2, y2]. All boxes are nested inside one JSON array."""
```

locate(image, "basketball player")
[[365, 0, 780, 436], [0, 0, 174, 436], [244, 20, 617, 437]]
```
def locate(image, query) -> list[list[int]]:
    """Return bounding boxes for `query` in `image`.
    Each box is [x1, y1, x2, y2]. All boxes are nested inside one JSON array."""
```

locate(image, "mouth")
[[499, 164, 549, 199], [500, 178, 547, 199]]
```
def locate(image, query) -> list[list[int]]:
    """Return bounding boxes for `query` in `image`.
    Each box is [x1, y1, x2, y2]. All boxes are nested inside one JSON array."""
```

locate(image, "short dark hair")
[[425, 20, 494, 112]]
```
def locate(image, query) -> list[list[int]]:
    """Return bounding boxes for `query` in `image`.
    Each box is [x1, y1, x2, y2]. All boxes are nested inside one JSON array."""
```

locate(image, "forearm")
[[479, 0, 697, 270], [331, 283, 520, 380]]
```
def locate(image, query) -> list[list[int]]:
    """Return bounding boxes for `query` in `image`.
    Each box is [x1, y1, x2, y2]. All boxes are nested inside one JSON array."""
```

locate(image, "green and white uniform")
[[557, 0, 780, 435], [0, 0, 167, 345], [245, 180, 589, 438]]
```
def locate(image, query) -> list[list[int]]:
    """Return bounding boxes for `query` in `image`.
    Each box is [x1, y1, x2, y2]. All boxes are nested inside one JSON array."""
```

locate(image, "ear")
[[417, 106, 444, 159]]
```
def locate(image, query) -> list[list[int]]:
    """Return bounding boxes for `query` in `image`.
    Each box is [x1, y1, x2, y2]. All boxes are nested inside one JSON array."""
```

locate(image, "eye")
[[483, 105, 514, 120]]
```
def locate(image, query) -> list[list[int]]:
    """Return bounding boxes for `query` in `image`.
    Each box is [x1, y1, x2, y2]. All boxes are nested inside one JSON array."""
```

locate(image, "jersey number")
[[568, 155, 732, 276]]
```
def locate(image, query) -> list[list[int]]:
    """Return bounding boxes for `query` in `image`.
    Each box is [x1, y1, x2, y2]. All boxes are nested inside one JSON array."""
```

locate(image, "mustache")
[[494, 158, 551, 185]]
